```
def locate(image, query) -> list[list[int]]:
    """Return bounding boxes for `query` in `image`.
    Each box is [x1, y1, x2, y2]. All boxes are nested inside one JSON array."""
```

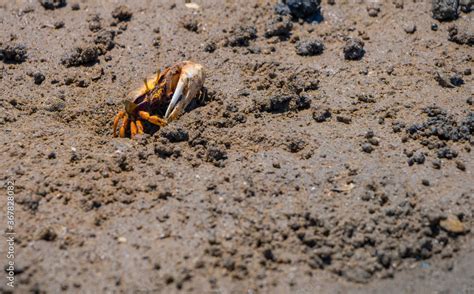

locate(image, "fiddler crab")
[[113, 61, 205, 138]]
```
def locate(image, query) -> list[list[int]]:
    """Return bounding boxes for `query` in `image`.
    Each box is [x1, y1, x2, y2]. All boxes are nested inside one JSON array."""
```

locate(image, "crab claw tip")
[[164, 77, 186, 119], [164, 62, 204, 120]]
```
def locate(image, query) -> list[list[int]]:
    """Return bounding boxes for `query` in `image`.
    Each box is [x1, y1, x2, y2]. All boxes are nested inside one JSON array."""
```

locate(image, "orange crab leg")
[[119, 113, 129, 138], [130, 121, 138, 138], [138, 111, 167, 127], [136, 120, 144, 134], [113, 111, 125, 137]]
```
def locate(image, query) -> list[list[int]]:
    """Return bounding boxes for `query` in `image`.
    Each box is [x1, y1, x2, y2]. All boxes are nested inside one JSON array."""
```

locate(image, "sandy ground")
[[0, 0, 473, 293]]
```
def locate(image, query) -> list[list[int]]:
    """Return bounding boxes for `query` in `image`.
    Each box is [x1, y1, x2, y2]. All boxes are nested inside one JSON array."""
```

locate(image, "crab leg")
[[136, 120, 144, 134], [130, 121, 138, 138], [138, 111, 168, 127], [113, 111, 125, 137], [119, 113, 129, 138]]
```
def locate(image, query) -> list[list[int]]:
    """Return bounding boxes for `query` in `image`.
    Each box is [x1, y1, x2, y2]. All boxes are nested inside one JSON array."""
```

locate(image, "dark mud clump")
[[404, 107, 473, 164], [32, 72, 45, 85], [206, 146, 228, 167], [265, 16, 293, 38], [111, 5, 133, 22], [159, 126, 189, 143], [361, 130, 380, 154], [227, 26, 257, 47], [460, 0, 473, 12], [258, 94, 311, 113], [264, 16, 293, 38], [295, 39, 324, 56], [203, 41, 216, 53], [361, 143, 374, 153], [274, 3, 291, 16], [406, 107, 473, 142], [94, 30, 116, 53], [432, 0, 458, 21], [407, 151, 426, 166], [276, 0, 322, 21], [0, 43, 28, 63], [336, 115, 352, 124], [434, 71, 464, 88], [343, 38, 365, 60], [37, 227, 58, 241], [313, 107, 332, 122], [61, 44, 100, 67], [154, 142, 181, 159], [286, 137, 306, 153], [52, 21, 65, 29], [367, 2, 381, 17], [448, 25, 474, 46], [70, 2, 80, 10], [286, 68, 320, 94], [449, 73, 464, 86], [437, 147, 458, 159], [39, 0, 67, 10], [87, 14, 103, 32], [182, 16, 199, 33]]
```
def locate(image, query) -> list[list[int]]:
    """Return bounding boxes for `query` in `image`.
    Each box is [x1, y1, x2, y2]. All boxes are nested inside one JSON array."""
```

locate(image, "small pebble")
[[386, 65, 395, 75], [365, 130, 375, 139], [312, 109, 332, 122], [393, 0, 404, 9], [343, 38, 365, 60], [455, 161, 466, 171], [295, 39, 324, 56], [54, 21, 65, 29], [422, 179, 430, 186], [403, 23, 416, 34], [336, 115, 352, 124], [440, 215, 466, 234], [164, 274, 174, 284], [37, 227, 57, 241], [450, 74, 464, 86], [39, 0, 66, 10], [413, 152, 425, 164], [361, 143, 374, 153], [112, 5, 133, 22], [368, 138, 379, 146], [367, 4, 380, 17], [33, 72, 45, 85], [204, 41, 216, 53]]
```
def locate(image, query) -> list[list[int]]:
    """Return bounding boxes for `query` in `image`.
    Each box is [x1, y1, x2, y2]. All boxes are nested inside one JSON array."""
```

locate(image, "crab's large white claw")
[[164, 61, 205, 121]]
